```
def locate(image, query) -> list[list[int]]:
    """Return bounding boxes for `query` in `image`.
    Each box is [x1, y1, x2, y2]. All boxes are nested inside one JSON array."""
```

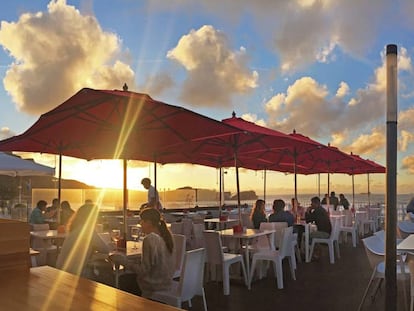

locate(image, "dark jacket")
[[305, 206, 332, 234]]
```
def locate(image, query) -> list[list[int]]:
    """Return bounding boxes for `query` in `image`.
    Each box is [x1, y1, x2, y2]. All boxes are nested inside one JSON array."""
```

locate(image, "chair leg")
[[357, 268, 377, 311], [335, 241, 341, 259], [201, 287, 208, 311], [239, 259, 248, 287], [295, 245, 302, 263], [222, 263, 231, 295], [352, 230, 357, 247], [274, 259, 284, 289], [309, 242, 315, 261], [288, 256, 296, 280], [328, 242, 335, 264], [248, 259, 257, 290]]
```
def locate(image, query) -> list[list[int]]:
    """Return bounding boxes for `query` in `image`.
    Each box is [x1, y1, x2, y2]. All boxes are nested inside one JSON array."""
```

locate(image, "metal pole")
[[352, 174, 355, 209], [263, 169, 267, 203], [123, 159, 128, 237], [367, 173, 371, 207], [385, 43, 398, 310], [57, 152, 62, 224]]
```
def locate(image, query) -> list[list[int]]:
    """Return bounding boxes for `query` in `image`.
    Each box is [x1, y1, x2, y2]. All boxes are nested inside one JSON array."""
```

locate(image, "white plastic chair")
[[248, 226, 296, 290], [149, 248, 208, 311], [241, 213, 254, 229], [356, 209, 375, 236], [191, 223, 205, 249], [30, 223, 57, 266], [309, 217, 341, 264], [398, 221, 414, 239], [172, 234, 186, 279], [358, 235, 411, 311], [203, 230, 248, 295], [339, 210, 357, 247], [170, 222, 183, 235]]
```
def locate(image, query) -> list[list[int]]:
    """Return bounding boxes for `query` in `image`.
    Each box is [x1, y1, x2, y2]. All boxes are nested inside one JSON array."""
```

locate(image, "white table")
[[219, 228, 275, 277], [204, 218, 239, 230], [30, 230, 66, 264]]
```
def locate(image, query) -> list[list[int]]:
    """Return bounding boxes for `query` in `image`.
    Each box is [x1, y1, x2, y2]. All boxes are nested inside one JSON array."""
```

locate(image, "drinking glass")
[[131, 226, 140, 249], [111, 229, 121, 248]]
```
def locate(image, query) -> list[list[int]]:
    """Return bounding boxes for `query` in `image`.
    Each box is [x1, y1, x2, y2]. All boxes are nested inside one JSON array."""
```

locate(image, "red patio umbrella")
[[0, 87, 244, 232]]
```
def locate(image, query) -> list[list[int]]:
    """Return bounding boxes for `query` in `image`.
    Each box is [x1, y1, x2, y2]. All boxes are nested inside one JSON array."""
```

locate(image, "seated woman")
[[56, 203, 113, 278], [121, 208, 174, 297], [250, 199, 267, 229]]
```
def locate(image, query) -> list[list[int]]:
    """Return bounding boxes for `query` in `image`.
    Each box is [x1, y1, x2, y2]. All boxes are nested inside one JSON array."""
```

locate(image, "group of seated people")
[[249, 196, 333, 258], [29, 198, 75, 226], [321, 191, 350, 211]]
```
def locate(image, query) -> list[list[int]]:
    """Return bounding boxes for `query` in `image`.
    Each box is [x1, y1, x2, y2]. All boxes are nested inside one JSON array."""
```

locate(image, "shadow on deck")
[[188, 239, 409, 311]]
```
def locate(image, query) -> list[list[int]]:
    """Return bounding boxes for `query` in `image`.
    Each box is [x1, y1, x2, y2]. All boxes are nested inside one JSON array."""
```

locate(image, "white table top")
[[219, 228, 275, 239], [397, 234, 414, 252], [204, 218, 239, 224]]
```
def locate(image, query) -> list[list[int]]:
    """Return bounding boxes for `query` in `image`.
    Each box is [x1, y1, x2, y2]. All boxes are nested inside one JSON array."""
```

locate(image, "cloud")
[[0, 127, 14, 140], [335, 82, 349, 98], [148, 0, 392, 73], [239, 113, 267, 127], [345, 127, 385, 155], [401, 155, 414, 174], [141, 73, 174, 97], [265, 76, 338, 137], [167, 25, 258, 107], [0, 0, 135, 115], [264, 45, 413, 160]]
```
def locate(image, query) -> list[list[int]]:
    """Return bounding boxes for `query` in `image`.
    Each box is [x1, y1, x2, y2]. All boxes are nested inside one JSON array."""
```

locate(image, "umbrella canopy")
[[0, 87, 244, 230], [0, 88, 243, 161], [0, 152, 55, 177]]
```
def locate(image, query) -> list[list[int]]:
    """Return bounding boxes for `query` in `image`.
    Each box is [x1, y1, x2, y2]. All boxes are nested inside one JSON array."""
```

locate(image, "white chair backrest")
[[362, 235, 385, 256], [330, 217, 342, 240], [373, 230, 385, 242], [203, 230, 224, 264], [171, 222, 183, 235], [279, 226, 294, 258], [179, 248, 206, 302], [241, 213, 254, 229], [191, 223, 205, 249], [362, 235, 385, 270], [173, 234, 186, 275], [262, 222, 288, 249], [181, 219, 193, 239], [32, 223, 50, 231], [341, 209, 353, 227]]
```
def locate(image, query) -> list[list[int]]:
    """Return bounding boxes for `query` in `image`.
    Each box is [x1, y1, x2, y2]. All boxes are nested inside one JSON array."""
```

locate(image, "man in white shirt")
[[141, 178, 163, 211]]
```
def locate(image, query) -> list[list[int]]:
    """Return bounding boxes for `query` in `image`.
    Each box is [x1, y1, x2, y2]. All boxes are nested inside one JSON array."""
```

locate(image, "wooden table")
[[219, 228, 275, 277], [0, 266, 183, 310]]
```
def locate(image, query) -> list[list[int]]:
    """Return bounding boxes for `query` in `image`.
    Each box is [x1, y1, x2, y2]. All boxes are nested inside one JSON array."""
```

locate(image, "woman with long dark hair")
[[250, 199, 267, 229], [127, 207, 174, 297]]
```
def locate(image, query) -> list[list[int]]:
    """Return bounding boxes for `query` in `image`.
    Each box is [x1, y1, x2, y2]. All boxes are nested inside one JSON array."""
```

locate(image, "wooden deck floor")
[[187, 238, 410, 311]]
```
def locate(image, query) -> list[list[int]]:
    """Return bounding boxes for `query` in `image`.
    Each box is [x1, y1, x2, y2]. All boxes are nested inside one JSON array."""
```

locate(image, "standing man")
[[141, 178, 163, 211]]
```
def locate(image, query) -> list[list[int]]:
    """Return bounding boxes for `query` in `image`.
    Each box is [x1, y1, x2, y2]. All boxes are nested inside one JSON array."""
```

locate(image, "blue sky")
[[0, 0, 414, 196]]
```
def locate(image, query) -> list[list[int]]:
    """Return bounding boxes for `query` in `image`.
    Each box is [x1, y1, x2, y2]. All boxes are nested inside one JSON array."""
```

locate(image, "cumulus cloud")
[[263, 45, 413, 160], [336, 81, 349, 98], [265, 76, 338, 136], [345, 127, 385, 155], [0, 127, 14, 140], [239, 113, 267, 127], [401, 155, 414, 174], [0, 0, 135, 115], [141, 73, 174, 97], [167, 25, 258, 107], [148, 0, 392, 73]]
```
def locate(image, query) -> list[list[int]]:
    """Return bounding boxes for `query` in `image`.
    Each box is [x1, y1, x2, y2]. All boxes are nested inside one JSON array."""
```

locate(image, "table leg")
[[305, 224, 310, 263]]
